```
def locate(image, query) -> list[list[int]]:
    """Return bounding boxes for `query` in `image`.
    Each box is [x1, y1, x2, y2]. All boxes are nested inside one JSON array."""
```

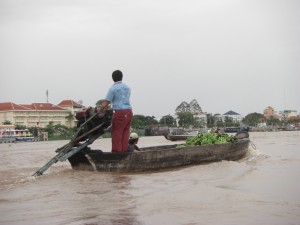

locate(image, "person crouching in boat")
[[128, 133, 141, 152]]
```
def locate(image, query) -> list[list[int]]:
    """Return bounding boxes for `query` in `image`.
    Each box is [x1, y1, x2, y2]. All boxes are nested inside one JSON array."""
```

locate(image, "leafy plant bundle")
[[185, 132, 237, 146]]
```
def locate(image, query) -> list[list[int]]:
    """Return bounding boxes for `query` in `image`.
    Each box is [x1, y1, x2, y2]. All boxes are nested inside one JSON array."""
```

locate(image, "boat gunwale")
[[97, 138, 250, 155]]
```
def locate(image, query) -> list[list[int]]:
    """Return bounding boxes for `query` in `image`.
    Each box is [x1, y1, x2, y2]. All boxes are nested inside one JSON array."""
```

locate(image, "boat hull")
[[68, 139, 250, 172], [164, 134, 195, 141]]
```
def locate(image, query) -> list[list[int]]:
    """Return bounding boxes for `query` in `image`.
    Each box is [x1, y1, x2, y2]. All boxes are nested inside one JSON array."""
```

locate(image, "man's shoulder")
[[120, 82, 130, 87], [117, 82, 131, 90], [109, 82, 130, 94]]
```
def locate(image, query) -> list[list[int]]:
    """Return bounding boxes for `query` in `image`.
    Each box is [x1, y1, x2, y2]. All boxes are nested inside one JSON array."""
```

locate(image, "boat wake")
[[239, 143, 270, 165], [0, 165, 72, 191]]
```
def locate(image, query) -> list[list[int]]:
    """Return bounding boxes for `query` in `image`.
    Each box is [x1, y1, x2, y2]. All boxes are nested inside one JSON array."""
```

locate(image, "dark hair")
[[112, 70, 123, 82]]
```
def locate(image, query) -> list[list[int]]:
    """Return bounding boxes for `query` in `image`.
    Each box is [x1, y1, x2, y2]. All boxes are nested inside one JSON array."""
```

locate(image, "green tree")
[[266, 116, 282, 126], [206, 114, 218, 128], [216, 119, 225, 127], [42, 122, 74, 140], [15, 125, 27, 130], [54, 124, 70, 135], [28, 126, 39, 138], [159, 115, 176, 126], [242, 113, 265, 127], [193, 117, 206, 128], [224, 116, 240, 127], [144, 116, 159, 126], [44, 122, 55, 137], [131, 115, 145, 129], [2, 120, 12, 125], [131, 114, 159, 129], [177, 112, 195, 128]]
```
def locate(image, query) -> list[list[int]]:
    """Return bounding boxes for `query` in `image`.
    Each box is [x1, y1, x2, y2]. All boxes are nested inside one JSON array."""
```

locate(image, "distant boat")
[[0, 129, 34, 143], [144, 125, 169, 136], [224, 126, 250, 133]]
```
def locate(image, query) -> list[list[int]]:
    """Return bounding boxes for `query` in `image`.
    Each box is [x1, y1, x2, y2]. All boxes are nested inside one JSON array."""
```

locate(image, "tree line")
[[2, 99, 299, 140]]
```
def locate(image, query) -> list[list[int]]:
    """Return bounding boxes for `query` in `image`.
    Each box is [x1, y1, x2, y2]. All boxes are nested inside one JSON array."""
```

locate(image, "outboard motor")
[[75, 107, 113, 142]]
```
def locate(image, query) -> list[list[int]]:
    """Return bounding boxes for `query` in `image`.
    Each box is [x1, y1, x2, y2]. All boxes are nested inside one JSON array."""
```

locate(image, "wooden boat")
[[164, 133, 195, 141], [68, 138, 250, 172], [33, 108, 250, 176], [224, 126, 250, 133]]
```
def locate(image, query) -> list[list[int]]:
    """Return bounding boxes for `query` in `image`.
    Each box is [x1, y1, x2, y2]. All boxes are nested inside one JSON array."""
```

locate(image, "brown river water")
[[0, 131, 300, 225]]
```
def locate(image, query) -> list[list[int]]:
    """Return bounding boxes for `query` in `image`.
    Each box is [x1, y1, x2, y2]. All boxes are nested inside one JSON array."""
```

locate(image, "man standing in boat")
[[98, 70, 133, 153]]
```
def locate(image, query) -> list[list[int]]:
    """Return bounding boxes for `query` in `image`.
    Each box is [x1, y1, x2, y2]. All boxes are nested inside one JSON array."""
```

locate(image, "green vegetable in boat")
[[184, 132, 237, 146]]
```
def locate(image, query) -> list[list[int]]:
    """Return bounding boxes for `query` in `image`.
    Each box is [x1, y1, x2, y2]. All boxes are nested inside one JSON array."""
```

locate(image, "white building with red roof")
[[0, 100, 82, 128], [57, 100, 84, 127], [57, 100, 83, 112]]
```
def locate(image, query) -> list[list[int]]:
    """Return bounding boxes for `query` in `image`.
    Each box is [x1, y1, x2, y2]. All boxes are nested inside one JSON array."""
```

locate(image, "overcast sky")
[[0, 0, 299, 118]]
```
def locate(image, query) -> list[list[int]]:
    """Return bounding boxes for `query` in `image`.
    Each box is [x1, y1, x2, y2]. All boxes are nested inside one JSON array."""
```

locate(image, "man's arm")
[[98, 100, 110, 113]]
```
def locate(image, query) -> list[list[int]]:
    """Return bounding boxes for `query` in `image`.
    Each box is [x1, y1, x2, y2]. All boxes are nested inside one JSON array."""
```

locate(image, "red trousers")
[[111, 109, 133, 153]]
